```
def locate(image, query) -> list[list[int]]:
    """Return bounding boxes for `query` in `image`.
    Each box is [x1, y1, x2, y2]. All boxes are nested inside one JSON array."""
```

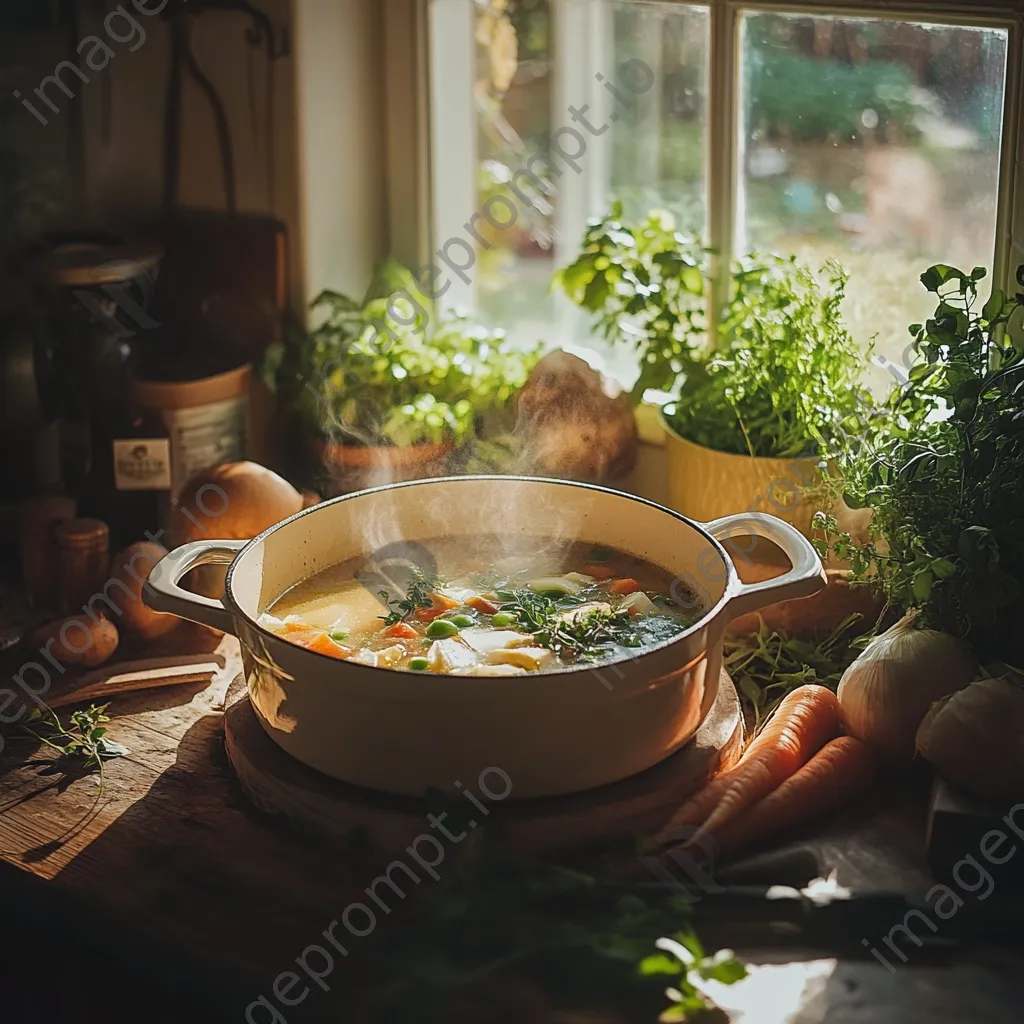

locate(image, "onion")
[[837, 610, 978, 760], [916, 669, 1024, 802]]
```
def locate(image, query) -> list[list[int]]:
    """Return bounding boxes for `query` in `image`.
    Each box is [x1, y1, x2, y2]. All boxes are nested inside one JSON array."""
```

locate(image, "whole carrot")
[[657, 684, 841, 844], [713, 736, 877, 854]]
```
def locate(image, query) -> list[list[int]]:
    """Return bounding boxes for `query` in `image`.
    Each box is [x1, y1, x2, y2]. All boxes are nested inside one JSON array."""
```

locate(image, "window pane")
[[739, 13, 1008, 391], [472, 0, 556, 345], [436, 0, 709, 383], [608, 3, 709, 233]]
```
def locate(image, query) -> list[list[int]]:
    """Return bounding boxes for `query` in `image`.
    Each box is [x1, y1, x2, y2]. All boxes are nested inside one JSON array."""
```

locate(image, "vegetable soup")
[[259, 537, 705, 675]]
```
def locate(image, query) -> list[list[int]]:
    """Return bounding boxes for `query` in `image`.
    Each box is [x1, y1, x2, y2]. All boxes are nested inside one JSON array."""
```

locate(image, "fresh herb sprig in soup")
[[259, 539, 704, 675], [378, 568, 434, 626]]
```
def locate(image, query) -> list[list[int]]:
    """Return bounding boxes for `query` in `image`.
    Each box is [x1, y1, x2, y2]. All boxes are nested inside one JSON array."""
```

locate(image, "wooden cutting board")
[[223, 668, 744, 857], [1, 622, 225, 712]]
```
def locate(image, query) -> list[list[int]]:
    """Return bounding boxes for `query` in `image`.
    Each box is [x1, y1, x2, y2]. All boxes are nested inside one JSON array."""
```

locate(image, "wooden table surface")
[[1, 629, 1022, 1024]]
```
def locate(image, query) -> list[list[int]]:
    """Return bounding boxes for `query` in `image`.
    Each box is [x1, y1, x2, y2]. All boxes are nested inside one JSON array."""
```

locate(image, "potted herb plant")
[[663, 256, 872, 532], [261, 260, 540, 492], [552, 204, 708, 402], [817, 264, 1024, 661], [556, 209, 871, 533]]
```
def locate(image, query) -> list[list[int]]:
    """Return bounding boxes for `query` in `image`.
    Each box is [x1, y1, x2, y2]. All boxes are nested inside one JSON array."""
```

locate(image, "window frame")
[[387, 0, 1024, 319]]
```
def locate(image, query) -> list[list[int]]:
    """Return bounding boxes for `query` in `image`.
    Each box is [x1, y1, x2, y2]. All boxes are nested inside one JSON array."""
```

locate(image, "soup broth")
[[259, 537, 705, 675]]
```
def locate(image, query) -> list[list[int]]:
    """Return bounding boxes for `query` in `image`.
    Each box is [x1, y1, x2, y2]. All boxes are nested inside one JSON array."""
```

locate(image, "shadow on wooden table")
[[3, 677, 1024, 1024], [2, 703, 382, 1023]]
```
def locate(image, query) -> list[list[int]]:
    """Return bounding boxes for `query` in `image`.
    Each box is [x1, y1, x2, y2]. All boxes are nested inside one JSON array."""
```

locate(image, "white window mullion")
[[708, 0, 740, 344], [429, 0, 479, 315], [552, 0, 614, 259], [998, 14, 1023, 297], [551, 0, 615, 349]]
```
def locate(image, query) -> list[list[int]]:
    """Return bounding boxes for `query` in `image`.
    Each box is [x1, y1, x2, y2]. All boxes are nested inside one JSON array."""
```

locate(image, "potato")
[[32, 615, 119, 668], [109, 541, 180, 640], [516, 351, 638, 481]]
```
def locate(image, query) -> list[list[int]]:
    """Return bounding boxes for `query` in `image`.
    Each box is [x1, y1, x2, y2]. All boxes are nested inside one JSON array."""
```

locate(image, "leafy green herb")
[[556, 208, 873, 457], [668, 256, 873, 458], [536, 607, 643, 662], [552, 203, 709, 401], [497, 588, 684, 662], [378, 568, 434, 625], [496, 588, 557, 633], [351, 837, 746, 1023], [641, 930, 748, 1022], [725, 614, 869, 733], [818, 264, 1024, 659], [260, 259, 541, 447], [22, 703, 129, 771]]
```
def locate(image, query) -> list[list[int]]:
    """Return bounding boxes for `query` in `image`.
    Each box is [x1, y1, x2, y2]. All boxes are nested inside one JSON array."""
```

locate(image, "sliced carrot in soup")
[[383, 622, 420, 639], [415, 593, 460, 621], [305, 632, 355, 659], [608, 578, 640, 595]]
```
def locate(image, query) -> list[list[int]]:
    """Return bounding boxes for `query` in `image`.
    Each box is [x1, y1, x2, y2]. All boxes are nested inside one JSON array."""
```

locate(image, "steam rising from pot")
[[302, 331, 638, 583]]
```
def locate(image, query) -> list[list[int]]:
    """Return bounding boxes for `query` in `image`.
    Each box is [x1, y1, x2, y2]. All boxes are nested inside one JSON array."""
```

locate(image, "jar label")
[[165, 396, 248, 501], [113, 438, 173, 490]]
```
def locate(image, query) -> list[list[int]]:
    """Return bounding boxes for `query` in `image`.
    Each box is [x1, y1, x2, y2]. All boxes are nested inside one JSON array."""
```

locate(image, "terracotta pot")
[[145, 476, 826, 799], [314, 437, 453, 494], [661, 411, 827, 538]]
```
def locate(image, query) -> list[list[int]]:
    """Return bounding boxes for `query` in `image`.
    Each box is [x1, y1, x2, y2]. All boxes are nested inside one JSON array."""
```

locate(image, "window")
[[419, 1, 1020, 393], [739, 12, 1009, 391]]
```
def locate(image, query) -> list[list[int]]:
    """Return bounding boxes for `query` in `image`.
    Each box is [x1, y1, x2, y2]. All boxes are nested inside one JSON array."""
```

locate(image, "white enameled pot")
[[144, 476, 826, 799]]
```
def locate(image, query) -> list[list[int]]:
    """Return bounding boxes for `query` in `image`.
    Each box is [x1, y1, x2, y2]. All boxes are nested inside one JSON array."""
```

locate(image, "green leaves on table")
[[22, 703, 129, 772], [354, 835, 747, 1023], [725, 613, 869, 733], [640, 930, 748, 1022]]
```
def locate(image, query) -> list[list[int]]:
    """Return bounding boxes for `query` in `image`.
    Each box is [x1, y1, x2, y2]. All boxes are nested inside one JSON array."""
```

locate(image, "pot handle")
[[143, 539, 248, 634], [704, 512, 827, 622]]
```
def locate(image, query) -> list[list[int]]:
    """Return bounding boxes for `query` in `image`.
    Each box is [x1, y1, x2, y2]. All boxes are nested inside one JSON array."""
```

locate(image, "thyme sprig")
[[378, 568, 434, 626], [536, 608, 642, 662], [21, 703, 129, 775], [497, 589, 644, 661]]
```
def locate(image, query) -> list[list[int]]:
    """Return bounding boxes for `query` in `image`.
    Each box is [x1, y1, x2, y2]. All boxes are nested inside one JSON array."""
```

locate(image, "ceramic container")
[[314, 437, 453, 495], [661, 411, 826, 537], [144, 476, 826, 799]]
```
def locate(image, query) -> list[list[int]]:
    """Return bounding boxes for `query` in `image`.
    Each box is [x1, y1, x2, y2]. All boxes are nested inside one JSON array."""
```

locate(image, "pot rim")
[[222, 474, 739, 678], [659, 404, 822, 466]]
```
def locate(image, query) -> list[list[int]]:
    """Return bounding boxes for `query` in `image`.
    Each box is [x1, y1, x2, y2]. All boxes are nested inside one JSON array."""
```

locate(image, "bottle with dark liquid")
[[43, 244, 168, 548]]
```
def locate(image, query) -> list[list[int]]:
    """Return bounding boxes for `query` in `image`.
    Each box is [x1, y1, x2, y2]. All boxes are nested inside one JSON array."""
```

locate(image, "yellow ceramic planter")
[[661, 411, 827, 537]]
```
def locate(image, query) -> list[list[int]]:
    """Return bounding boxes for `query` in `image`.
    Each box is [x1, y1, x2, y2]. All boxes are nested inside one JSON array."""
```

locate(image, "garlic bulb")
[[916, 671, 1024, 802], [837, 611, 978, 760]]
